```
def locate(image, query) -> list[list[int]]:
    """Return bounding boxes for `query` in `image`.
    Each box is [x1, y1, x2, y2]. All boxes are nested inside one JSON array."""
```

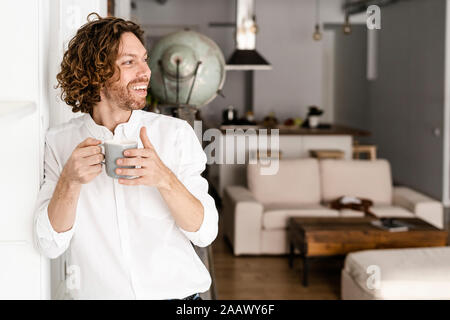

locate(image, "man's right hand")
[[61, 137, 104, 185]]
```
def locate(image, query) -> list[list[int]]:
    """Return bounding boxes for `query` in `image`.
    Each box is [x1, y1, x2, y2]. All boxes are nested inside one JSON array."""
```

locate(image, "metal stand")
[[156, 59, 203, 128], [157, 59, 202, 105]]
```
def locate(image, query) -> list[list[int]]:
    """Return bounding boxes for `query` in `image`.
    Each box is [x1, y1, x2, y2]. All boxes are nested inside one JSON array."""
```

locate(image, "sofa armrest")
[[393, 186, 444, 229], [222, 186, 264, 255]]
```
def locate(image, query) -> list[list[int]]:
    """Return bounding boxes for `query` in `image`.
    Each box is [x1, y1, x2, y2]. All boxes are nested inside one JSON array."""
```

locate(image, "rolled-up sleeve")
[[175, 121, 219, 248], [33, 134, 74, 259]]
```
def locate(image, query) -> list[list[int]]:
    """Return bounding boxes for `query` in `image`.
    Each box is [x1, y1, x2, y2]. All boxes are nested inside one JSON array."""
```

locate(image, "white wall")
[[0, 102, 41, 299], [0, 0, 45, 299], [254, 0, 367, 123], [254, 0, 324, 121], [0, 0, 106, 299], [0, 1, 39, 101]]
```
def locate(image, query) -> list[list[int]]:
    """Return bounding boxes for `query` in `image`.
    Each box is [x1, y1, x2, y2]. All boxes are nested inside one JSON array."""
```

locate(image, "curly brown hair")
[[56, 13, 145, 113]]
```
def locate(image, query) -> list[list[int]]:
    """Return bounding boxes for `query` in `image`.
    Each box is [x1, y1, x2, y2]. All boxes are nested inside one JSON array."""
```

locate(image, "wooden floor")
[[211, 209, 450, 300], [211, 212, 343, 300]]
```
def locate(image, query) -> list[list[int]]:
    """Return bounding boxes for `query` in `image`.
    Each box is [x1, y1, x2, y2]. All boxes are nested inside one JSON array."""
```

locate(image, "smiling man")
[[33, 13, 218, 300]]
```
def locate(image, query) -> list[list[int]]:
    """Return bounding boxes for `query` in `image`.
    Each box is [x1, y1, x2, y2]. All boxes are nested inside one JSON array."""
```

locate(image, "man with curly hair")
[[33, 13, 218, 300]]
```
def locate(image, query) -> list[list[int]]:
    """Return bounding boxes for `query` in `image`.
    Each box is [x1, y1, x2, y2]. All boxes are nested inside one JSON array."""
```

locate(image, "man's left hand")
[[116, 126, 173, 189]]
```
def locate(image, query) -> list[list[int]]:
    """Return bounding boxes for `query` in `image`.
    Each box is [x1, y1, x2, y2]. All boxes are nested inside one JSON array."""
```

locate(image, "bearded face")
[[103, 75, 149, 111], [101, 32, 151, 111]]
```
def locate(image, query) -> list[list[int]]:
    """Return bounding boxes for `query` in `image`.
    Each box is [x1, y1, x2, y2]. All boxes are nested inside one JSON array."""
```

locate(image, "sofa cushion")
[[247, 158, 321, 206], [339, 206, 413, 218], [263, 202, 323, 211], [369, 205, 414, 218], [262, 205, 339, 229], [344, 247, 450, 299], [320, 159, 393, 205]]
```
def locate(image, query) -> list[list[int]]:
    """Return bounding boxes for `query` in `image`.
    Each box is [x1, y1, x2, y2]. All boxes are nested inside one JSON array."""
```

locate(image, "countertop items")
[[219, 123, 370, 136]]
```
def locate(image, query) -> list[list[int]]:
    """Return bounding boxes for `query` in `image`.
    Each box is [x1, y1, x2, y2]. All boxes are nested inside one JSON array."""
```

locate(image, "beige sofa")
[[222, 158, 444, 255]]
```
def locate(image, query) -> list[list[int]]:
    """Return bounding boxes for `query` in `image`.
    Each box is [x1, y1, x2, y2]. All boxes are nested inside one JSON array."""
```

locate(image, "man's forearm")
[[158, 171, 204, 232], [47, 175, 82, 233]]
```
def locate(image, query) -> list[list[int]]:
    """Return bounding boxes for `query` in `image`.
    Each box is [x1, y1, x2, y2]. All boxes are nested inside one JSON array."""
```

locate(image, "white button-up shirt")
[[33, 110, 219, 299]]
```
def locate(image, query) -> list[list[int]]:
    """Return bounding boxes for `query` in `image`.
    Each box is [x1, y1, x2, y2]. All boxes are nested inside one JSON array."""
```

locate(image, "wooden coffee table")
[[287, 217, 448, 287]]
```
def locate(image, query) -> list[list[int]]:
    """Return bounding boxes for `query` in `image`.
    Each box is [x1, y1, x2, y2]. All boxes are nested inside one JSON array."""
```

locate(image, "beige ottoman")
[[341, 246, 450, 300]]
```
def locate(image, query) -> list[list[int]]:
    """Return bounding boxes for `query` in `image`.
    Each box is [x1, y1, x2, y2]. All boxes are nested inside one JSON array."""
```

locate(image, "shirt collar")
[[84, 110, 142, 140]]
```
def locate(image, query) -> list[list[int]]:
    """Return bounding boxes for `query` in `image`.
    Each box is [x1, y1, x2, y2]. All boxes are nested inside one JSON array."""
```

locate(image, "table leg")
[[302, 255, 309, 287], [289, 241, 294, 268]]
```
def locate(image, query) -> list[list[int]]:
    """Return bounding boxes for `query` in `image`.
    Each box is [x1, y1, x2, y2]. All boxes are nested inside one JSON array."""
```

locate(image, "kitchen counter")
[[218, 124, 370, 136]]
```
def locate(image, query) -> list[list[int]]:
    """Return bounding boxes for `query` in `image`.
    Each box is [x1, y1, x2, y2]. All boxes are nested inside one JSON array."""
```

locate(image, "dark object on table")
[[245, 111, 256, 123], [222, 105, 238, 124], [284, 118, 295, 126], [330, 197, 408, 231], [329, 196, 374, 217], [307, 106, 323, 116], [262, 112, 278, 128], [302, 105, 324, 128], [373, 218, 409, 232]]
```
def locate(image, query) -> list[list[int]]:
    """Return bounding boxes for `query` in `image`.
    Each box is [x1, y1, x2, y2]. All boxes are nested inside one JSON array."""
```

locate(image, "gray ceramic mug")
[[100, 139, 138, 179]]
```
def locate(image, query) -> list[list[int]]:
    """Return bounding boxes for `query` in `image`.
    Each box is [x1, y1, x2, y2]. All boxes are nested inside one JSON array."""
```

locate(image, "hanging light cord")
[[313, 0, 322, 41], [315, 0, 320, 26]]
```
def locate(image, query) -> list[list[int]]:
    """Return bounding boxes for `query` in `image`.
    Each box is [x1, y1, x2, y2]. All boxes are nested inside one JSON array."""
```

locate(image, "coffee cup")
[[100, 139, 138, 179]]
